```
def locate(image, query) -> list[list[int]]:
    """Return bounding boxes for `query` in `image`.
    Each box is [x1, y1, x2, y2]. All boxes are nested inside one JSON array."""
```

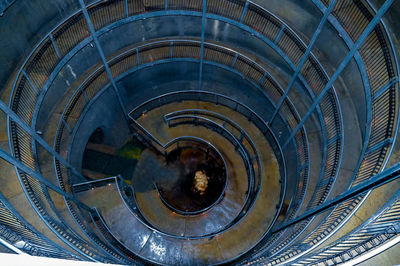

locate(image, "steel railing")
[[4, 0, 396, 264]]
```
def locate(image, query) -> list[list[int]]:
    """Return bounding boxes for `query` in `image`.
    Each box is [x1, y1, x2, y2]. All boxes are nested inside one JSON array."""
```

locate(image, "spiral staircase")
[[0, 0, 400, 265]]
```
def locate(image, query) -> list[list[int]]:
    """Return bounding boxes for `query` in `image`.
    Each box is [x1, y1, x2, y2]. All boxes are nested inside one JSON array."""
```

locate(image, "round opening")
[[156, 142, 227, 215]]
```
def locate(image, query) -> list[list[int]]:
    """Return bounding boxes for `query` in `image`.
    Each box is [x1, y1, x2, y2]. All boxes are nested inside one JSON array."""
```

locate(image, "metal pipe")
[[199, 0, 207, 89]]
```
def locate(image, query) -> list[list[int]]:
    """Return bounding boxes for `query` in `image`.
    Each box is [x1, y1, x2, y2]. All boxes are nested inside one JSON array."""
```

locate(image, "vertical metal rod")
[[62, 118, 72, 133], [165, 0, 168, 9], [22, 70, 39, 95], [260, 72, 268, 83], [78, 0, 130, 124], [81, 88, 89, 103], [170, 41, 173, 58], [274, 25, 286, 44], [199, 0, 207, 89], [125, 0, 129, 17], [49, 33, 62, 59], [0, 148, 91, 211], [240, 1, 249, 23], [372, 77, 398, 100], [282, 0, 394, 149], [269, 0, 337, 124], [327, 134, 341, 145], [232, 53, 238, 67], [0, 100, 85, 181], [366, 138, 393, 154]]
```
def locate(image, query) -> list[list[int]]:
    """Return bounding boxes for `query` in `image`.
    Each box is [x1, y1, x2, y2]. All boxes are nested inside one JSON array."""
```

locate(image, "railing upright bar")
[[240, 1, 249, 23], [49, 33, 62, 59], [21, 70, 39, 95], [199, 0, 207, 89]]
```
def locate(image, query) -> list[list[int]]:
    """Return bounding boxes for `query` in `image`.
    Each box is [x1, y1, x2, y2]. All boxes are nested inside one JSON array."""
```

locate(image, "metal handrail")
[[8, 6, 332, 254]]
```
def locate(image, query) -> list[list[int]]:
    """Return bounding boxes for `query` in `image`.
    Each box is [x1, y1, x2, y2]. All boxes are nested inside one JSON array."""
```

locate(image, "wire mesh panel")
[[110, 50, 138, 78], [330, 0, 371, 42], [243, 3, 282, 41], [139, 43, 171, 64], [234, 56, 264, 82], [276, 29, 306, 67], [203, 44, 236, 66], [168, 0, 202, 11], [11, 77, 37, 125], [53, 12, 90, 58], [88, 0, 126, 31], [301, 57, 327, 97], [172, 42, 201, 58], [206, 0, 245, 21], [262, 76, 283, 105]]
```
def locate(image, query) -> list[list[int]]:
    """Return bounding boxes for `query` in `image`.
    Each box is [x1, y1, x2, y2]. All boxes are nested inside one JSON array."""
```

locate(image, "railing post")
[[49, 33, 62, 59], [22, 70, 39, 95], [199, 0, 207, 89], [274, 25, 286, 44], [240, 1, 249, 23]]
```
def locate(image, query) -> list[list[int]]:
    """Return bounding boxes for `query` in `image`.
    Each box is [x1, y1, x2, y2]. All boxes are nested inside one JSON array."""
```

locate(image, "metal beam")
[[0, 148, 91, 211], [199, 0, 207, 89], [269, 0, 336, 124], [272, 160, 400, 233], [49, 33, 62, 59], [78, 0, 130, 124], [282, 0, 394, 148]]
